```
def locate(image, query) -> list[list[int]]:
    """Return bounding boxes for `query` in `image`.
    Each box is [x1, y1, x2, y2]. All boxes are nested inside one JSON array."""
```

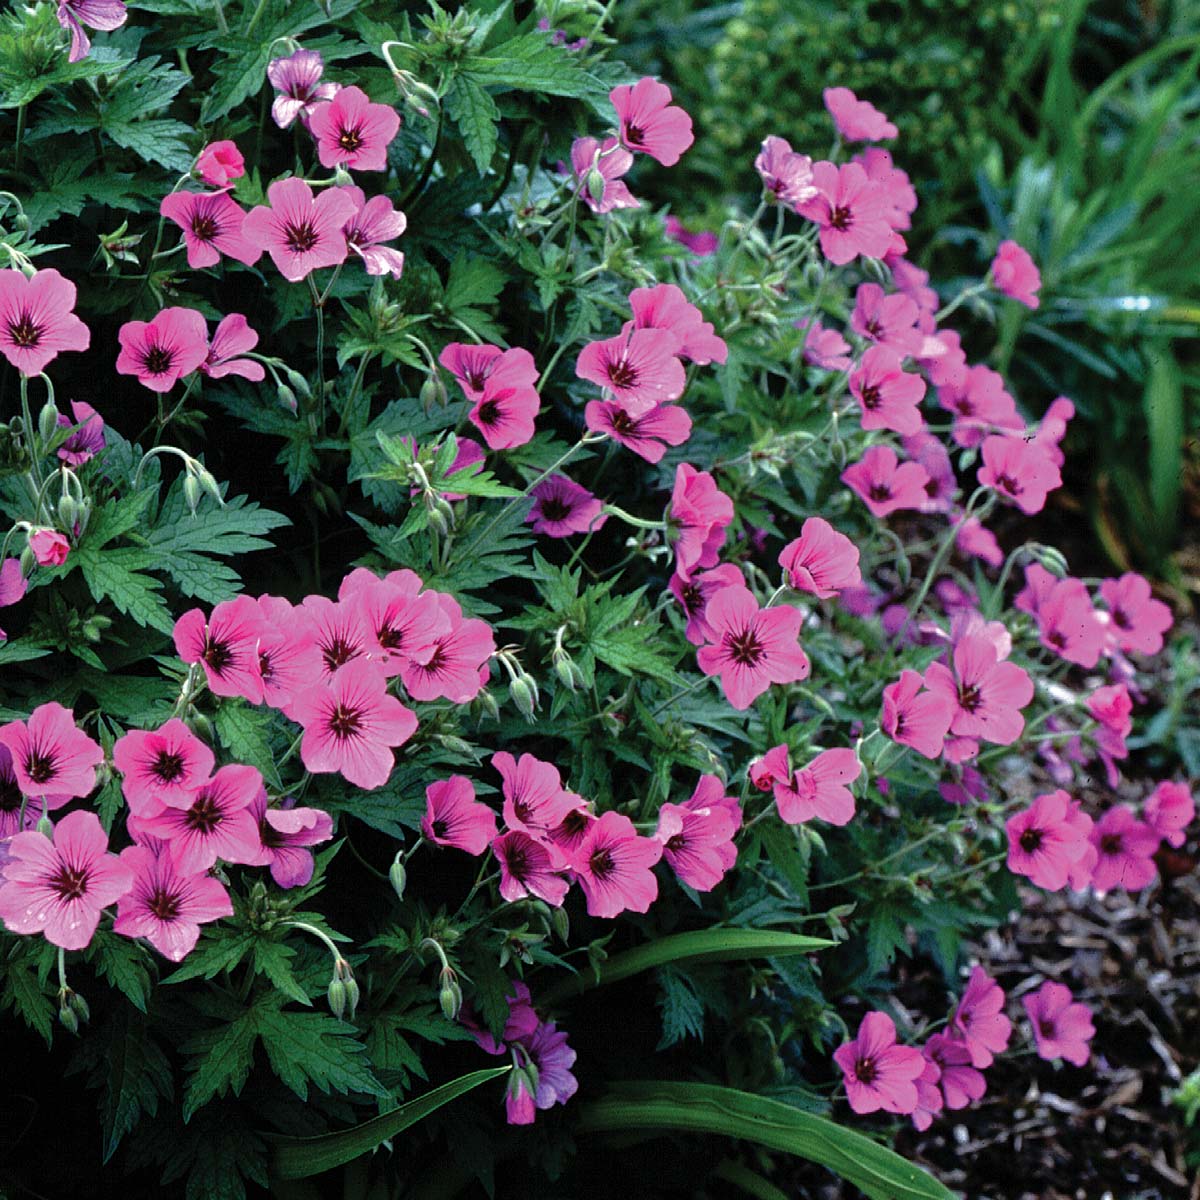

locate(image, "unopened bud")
[[327, 976, 348, 1021], [73, 498, 91, 536], [438, 967, 463, 1020], [188, 712, 214, 742], [284, 369, 312, 400], [553, 651, 577, 691], [476, 689, 500, 721], [585, 167, 607, 207], [435, 734, 474, 757], [277, 384, 299, 413], [69, 990, 90, 1024], [19, 546, 34, 575], [38, 401, 60, 443], [36, 814, 54, 837], [1030, 544, 1069, 578], [58, 1000, 79, 1035], [551, 905, 569, 943], [195, 467, 223, 504], [427, 504, 449, 538], [509, 675, 537, 721], [56, 493, 78, 531], [183, 473, 203, 515], [343, 975, 361, 1021], [433, 496, 455, 530], [389, 853, 407, 901], [419, 377, 446, 414]]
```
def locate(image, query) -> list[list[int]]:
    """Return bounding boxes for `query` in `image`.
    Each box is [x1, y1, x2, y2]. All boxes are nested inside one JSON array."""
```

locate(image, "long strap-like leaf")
[[539, 928, 832, 1006], [575, 1080, 957, 1200], [267, 1066, 510, 1180]]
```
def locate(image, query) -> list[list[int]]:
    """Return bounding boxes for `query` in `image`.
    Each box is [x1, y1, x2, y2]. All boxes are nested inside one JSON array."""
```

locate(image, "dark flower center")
[[1038, 1019, 1057, 1039], [1100, 833, 1123, 856], [321, 636, 359, 672], [466, 368, 490, 390], [148, 888, 181, 921], [260, 819, 287, 849], [863, 318, 883, 339], [860, 384, 881, 410], [958, 683, 982, 713], [665, 833, 686, 853], [892, 712, 907, 736], [377, 623, 405, 650], [338, 126, 364, 152], [559, 809, 588, 839], [191, 213, 219, 241], [608, 408, 636, 434], [202, 635, 233, 675], [829, 205, 853, 231], [606, 359, 638, 389], [868, 482, 892, 502], [505, 840, 529, 877], [854, 1055, 877, 1084], [50, 865, 89, 900], [144, 346, 174, 376], [153, 749, 186, 783], [994, 473, 1021, 495], [679, 583, 703, 614], [1112, 608, 1130, 630], [1019, 827, 1043, 854], [285, 221, 320, 253], [258, 649, 275, 680], [328, 704, 363, 740], [25, 749, 57, 785], [184, 793, 222, 833], [623, 122, 645, 146], [9, 314, 40, 348], [1046, 630, 1068, 651], [539, 498, 572, 523], [0, 772, 21, 811], [476, 399, 500, 425], [589, 846, 615, 878], [432, 818, 448, 838], [726, 628, 765, 667]]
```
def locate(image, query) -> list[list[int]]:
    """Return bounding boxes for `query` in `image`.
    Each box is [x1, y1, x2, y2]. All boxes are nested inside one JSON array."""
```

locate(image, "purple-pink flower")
[[57, 0, 126, 63], [570, 136, 639, 214], [576, 327, 686, 417], [568, 810, 662, 918], [423, 776, 497, 856], [977, 434, 1062, 516], [527, 475, 607, 538], [112, 717, 215, 817], [0, 702, 103, 801], [1089, 804, 1159, 892], [609, 77, 694, 166], [268, 49, 340, 129], [850, 345, 926, 435], [250, 790, 334, 888], [309, 85, 401, 172], [56, 401, 104, 466], [194, 140, 245, 187], [584, 399, 692, 463], [1023, 981, 1094, 1065], [201, 313, 265, 381], [340, 186, 407, 278], [823, 87, 898, 141], [798, 162, 895, 265], [159, 191, 262, 270], [949, 966, 1012, 1069], [1006, 790, 1094, 891], [754, 136, 816, 207], [242, 178, 356, 283], [833, 1012, 924, 1114], [0, 268, 90, 377], [841, 445, 930, 518], [1143, 780, 1194, 849], [881, 669, 954, 759], [116, 306, 209, 393], [773, 748, 861, 826], [991, 240, 1041, 309], [655, 775, 741, 891], [670, 463, 733, 580]]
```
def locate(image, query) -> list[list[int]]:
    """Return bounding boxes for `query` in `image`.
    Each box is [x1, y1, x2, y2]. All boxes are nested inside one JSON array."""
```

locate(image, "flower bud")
[[19, 546, 34, 575], [1031, 544, 1069, 578], [419, 378, 441, 414], [36, 814, 54, 837], [433, 496, 455, 531], [56, 493, 78, 531], [327, 976, 348, 1021], [553, 650, 578, 691], [188, 712, 214, 742], [182, 473, 203, 515], [476, 689, 500, 721], [343, 975, 361, 1021], [195, 467, 223, 504], [389, 853, 407, 901], [277, 384, 299, 413], [57, 999, 79, 1035], [69, 990, 90, 1024], [38, 400, 60, 444], [551, 905, 570, 943], [73, 498, 91, 537], [427, 504, 449, 538], [509, 675, 538, 721], [438, 967, 463, 1021], [585, 166, 607, 207]]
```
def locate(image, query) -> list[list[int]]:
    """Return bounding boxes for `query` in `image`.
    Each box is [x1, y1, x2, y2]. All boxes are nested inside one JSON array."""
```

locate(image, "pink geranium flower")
[[528, 475, 607, 538], [131, 765, 264, 872], [1033, 577, 1105, 668], [1006, 790, 1094, 891], [881, 669, 955, 759], [953, 515, 1003, 567], [249, 790, 334, 888], [823, 87, 898, 141], [923, 633, 1033, 747], [340, 186, 406, 278], [841, 445, 930, 518], [469, 379, 540, 450], [754, 136, 817, 207], [505, 1015, 578, 1126], [655, 776, 741, 891], [422, 776, 497, 855], [268, 49, 340, 129], [569, 810, 662, 918], [609, 77, 694, 166], [29, 530, 69, 566], [1023, 982, 1094, 1066], [850, 284, 923, 355], [116, 306, 209, 393], [799, 318, 853, 370], [200, 313, 265, 381], [301, 594, 371, 680], [0, 810, 132, 949], [850, 345, 926, 435], [441, 344, 536, 402], [1144, 781, 1194, 849], [242, 178, 356, 283], [159, 191, 263, 271], [798, 161, 894, 264], [113, 841, 233, 961], [629, 283, 727, 365], [670, 463, 734, 580], [991, 240, 1041, 309], [0, 746, 51, 838], [773, 748, 861, 826], [1099, 573, 1173, 656], [575, 327, 686, 417], [56, 400, 105, 466], [493, 752, 577, 840], [950, 966, 1012, 1068], [493, 830, 569, 905], [664, 215, 718, 255], [1087, 682, 1132, 779], [924, 1033, 986, 1110], [977, 435, 1062, 515], [1089, 804, 1159, 892], [1033, 396, 1074, 467], [0, 702, 103, 800], [859, 150, 918, 231], [669, 563, 747, 646], [399, 593, 494, 703], [174, 596, 266, 702], [194, 140, 244, 187], [749, 743, 792, 792], [112, 718, 215, 817], [696, 587, 811, 711], [57, 0, 126, 63], [570, 136, 639, 214], [252, 596, 322, 716], [936, 365, 1023, 448], [348, 576, 446, 676], [291, 659, 417, 790], [833, 1012, 924, 1115], [309, 85, 401, 172], [910, 1056, 944, 1132], [585, 399, 692, 463], [0, 268, 90, 377]]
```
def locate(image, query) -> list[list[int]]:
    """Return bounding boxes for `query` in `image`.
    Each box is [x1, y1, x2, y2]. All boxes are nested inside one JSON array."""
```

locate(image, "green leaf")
[[575, 1082, 956, 1200], [444, 74, 500, 175], [1, 959, 55, 1045], [267, 1067, 510, 1180], [1143, 345, 1183, 536], [539, 928, 832, 1005], [77, 545, 173, 632], [181, 1012, 258, 1120], [89, 929, 153, 1013], [215, 701, 283, 791], [463, 33, 609, 102], [254, 1006, 385, 1103]]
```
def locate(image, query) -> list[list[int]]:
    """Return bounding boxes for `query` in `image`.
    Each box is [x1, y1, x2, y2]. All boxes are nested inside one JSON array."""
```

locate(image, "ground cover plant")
[[0, 2, 1194, 1198]]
